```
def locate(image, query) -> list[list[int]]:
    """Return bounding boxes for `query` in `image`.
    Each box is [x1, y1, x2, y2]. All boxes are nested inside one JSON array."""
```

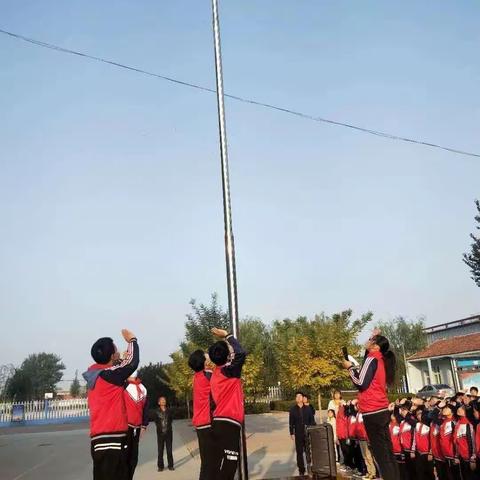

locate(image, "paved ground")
[[0, 412, 346, 480]]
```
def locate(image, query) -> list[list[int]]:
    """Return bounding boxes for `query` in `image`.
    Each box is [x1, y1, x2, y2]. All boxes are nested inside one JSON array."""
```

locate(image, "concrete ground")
[[0, 412, 347, 480]]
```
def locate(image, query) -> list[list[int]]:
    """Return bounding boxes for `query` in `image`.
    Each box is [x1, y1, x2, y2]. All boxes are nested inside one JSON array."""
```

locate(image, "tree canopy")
[[271, 310, 372, 394], [376, 317, 427, 391], [463, 199, 480, 287], [6, 353, 65, 401]]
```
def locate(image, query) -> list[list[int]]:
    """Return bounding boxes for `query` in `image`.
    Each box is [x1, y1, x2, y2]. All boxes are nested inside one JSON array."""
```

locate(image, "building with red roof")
[[407, 314, 480, 393]]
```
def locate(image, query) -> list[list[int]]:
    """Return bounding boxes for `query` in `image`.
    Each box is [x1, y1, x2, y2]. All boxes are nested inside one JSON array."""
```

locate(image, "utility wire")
[[1, 27, 479, 159]]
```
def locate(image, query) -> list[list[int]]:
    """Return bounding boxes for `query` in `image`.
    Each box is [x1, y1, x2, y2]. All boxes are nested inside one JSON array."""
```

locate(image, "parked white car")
[[416, 384, 455, 399]]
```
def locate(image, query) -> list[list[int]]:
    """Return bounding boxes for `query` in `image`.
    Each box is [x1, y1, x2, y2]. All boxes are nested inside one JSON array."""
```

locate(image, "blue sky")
[[1, 1, 479, 384]]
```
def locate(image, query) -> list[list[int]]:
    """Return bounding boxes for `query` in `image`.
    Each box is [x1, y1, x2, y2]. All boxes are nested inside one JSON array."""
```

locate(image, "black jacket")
[[153, 407, 174, 435], [289, 404, 316, 436]]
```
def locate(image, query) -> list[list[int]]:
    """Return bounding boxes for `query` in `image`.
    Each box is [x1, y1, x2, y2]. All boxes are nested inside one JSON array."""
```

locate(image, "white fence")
[[0, 398, 89, 424]]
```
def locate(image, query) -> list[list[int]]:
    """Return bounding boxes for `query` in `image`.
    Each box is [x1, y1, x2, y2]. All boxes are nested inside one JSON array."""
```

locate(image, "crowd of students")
[[326, 386, 480, 480], [83, 327, 247, 480]]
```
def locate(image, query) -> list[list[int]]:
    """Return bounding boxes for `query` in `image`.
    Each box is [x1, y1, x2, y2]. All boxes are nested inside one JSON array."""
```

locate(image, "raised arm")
[[221, 335, 247, 378], [349, 356, 378, 391], [101, 330, 139, 386]]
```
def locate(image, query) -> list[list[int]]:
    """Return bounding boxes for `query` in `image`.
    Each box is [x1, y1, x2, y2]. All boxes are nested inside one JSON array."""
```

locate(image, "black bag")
[[306, 423, 337, 479]]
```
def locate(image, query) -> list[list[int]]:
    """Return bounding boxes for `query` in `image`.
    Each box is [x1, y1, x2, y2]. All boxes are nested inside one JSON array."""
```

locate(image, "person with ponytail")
[[343, 334, 400, 480]]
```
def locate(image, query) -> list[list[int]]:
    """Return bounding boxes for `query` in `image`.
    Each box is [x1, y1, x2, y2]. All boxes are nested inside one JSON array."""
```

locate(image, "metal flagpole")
[[210, 0, 248, 478]]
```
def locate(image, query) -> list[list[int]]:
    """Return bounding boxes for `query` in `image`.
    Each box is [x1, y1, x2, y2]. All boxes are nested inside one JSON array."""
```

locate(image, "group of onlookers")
[[326, 386, 480, 480]]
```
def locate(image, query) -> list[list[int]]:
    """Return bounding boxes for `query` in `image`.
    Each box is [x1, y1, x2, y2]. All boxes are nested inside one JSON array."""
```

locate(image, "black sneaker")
[[157, 467, 164, 472], [168, 467, 175, 471]]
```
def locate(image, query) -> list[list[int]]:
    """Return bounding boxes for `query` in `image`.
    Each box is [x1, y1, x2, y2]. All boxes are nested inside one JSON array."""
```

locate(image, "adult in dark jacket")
[[343, 334, 400, 480], [289, 391, 316, 476], [153, 397, 174, 472]]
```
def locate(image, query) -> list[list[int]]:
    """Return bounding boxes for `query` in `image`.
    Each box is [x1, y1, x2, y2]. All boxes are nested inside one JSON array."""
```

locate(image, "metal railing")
[[0, 398, 89, 424]]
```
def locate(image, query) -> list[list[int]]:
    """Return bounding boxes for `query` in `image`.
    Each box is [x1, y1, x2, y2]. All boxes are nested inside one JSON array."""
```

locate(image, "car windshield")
[[433, 384, 450, 389]]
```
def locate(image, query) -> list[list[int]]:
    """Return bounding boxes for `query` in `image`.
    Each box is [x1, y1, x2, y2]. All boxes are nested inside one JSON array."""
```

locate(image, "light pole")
[[211, 0, 248, 478]]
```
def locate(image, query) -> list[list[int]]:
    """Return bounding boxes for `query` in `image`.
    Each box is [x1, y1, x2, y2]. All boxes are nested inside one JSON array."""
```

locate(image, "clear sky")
[[1, 1, 479, 386]]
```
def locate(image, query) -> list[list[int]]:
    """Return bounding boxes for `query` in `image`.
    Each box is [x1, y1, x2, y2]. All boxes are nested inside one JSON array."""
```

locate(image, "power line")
[[1, 27, 479, 159]]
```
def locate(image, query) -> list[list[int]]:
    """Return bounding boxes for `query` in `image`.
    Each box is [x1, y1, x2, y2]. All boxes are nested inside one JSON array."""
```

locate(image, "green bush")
[[245, 402, 270, 414], [270, 400, 294, 412]]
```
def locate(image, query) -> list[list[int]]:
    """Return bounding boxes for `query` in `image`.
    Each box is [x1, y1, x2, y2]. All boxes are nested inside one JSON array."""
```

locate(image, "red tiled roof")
[[409, 332, 480, 360]]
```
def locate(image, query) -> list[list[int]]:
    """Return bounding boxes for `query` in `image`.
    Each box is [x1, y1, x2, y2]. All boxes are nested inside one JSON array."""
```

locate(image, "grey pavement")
[[0, 412, 326, 480]]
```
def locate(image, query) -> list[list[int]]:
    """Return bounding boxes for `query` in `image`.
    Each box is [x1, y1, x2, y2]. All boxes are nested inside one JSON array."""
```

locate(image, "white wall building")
[[407, 315, 480, 393]]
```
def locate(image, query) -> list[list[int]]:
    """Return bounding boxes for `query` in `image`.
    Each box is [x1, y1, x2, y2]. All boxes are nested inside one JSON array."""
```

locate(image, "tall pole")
[[211, 0, 248, 479]]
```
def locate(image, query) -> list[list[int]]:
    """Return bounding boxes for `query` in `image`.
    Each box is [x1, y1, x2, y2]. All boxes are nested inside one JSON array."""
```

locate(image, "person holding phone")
[[342, 334, 400, 480]]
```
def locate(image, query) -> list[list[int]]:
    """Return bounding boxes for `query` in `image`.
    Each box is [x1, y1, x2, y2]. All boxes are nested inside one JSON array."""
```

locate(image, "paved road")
[[0, 412, 348, 480], [0, 421, 199, 480]]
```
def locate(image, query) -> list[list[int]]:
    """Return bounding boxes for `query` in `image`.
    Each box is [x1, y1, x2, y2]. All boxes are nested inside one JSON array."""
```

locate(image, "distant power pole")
[[210, 0, 248, 478]]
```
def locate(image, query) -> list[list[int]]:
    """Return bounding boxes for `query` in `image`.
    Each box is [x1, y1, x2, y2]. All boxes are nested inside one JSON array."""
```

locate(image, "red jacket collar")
[[89, 363, 107, 371], [127, 378, 142, 385]]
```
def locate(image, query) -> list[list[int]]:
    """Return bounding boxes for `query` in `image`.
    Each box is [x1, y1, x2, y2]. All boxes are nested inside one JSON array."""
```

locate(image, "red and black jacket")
[[83, 339, 139, 438], [355, 412, 368, 441], [413, 421, 431, 455], [439, 417, 456, 460], [347, 411, 358, 440], [390, 418, 403, 455], [476, 421, 480, 459], [192, 369, 213, 429], [336, 405, 348, 441], [430, 421, 444, 461], [124, 378, 149, 429], [400, 414, 416, 453], [349, 351, 389, 415], [210, 335, 246, 426], [454, 417, 475, 462]]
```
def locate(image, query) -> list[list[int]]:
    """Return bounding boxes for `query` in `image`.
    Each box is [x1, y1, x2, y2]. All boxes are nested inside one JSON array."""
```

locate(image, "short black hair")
[[295, 391, 305, 397], [91, 337, 115, 364], [470, 386, 478, 393], [208, 341, 229, 366], [188, 350, 206, 372], [303, 393, 309, 400]]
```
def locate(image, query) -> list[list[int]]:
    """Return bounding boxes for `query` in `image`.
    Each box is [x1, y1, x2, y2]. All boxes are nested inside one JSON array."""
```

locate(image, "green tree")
[[184, 293, 230, 350], [242, 351, 265, 403], [6, 353, 65, 400], [240, 317, 275, 394], [5, 369, 32, 401], [137, 363, 174, 409], [463, 199, 480, 287], [376, 317, 427, 391], [70, 370, 81, 398], [166, 349, 194, 417], [272, 310, 371, 394]]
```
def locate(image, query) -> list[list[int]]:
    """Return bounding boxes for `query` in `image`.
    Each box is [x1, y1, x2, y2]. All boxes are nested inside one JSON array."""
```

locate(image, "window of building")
[[433, 365, 442, 384]]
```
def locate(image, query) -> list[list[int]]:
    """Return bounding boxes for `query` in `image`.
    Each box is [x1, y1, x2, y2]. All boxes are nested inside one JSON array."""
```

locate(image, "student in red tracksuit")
[[390, 408, 407, 479], [412, 407, 434, 480], [337, 403, 354, 470], [454, 404, 476, 480], [83, 329, 139, 480], [399, 401, 416, 480], [430, 411, 448, 480], [347, 402, 366, 476], [123, 372, 148, 480], [188, 349, 214, 480], [439, 403, 460, 480], [344, 334, 400, 480], [208, 327, 246, 480], [356, 409, 376, 479]]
